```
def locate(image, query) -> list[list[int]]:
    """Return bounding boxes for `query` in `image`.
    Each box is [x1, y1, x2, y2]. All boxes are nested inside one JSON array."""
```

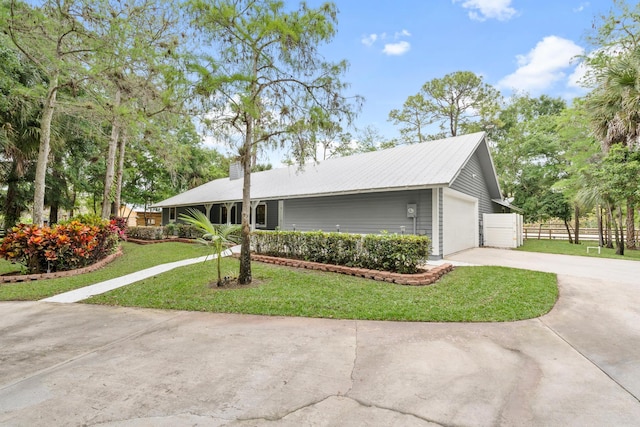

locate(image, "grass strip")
[[517, 239, 640, 261], [0, 242, 211, 301], [87, 258, 558, 322]]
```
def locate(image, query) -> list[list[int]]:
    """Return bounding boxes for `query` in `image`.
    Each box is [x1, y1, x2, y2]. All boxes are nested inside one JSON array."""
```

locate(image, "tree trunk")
[[606, 205, 614, 249], [626, 198, 636, 250], [573, 205, 580, 245], [563, 219, 573, 244], [5, 177, 22, 229], [238, 116, 253, 285], [616, 205, 625, 255], [33, 72, 59, 226], [114, 130, 127, 218], [101, 87, 121, 219], [49, 203, 58, 226], [597, 204, 604, 247]]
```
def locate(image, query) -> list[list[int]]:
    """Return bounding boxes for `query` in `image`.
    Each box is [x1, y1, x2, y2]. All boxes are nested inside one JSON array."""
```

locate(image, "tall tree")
[[585, 1, 640, 249], [492, 94, 567, 222], [84, 0, 188, 219], [1, 0, 97, 226], [187, 0, 361, 284], [390, 71, 501, 142], [0, 35, 43, 227]]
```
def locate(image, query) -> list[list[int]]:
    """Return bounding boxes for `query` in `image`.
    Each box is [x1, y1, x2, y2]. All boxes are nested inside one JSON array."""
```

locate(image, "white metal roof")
[[152, 132, 495, 207]]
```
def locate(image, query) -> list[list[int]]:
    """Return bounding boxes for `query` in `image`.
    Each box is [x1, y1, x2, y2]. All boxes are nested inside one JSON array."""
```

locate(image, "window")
[[220, 205, 237, 224], [255, 203, 267, 228], [169, 207, 176, 222]]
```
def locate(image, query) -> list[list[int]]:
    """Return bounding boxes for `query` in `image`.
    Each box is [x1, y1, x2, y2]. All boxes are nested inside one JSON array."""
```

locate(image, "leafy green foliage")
[[389, 71, 501, 142], [252, 230, 430, 274], [127, 226, 165, 240], [179, 208, 241, 286]]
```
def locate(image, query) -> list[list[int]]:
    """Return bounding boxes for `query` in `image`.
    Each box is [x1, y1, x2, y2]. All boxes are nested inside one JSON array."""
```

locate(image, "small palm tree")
[[179, 208, 241, 287]]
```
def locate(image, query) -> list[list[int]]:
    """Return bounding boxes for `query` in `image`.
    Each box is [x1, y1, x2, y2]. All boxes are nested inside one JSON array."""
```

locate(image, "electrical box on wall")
[[407, 204, 417, 218]]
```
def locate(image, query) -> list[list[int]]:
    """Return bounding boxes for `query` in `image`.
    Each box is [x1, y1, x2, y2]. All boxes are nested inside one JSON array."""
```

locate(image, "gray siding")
[[438, 188, 443, 257], [450, 151, 501, 246], [282, 190, 432, 236]]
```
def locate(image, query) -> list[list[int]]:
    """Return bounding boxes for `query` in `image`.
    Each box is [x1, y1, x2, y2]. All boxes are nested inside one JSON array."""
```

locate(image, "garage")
[[443, 188, 478, 256]]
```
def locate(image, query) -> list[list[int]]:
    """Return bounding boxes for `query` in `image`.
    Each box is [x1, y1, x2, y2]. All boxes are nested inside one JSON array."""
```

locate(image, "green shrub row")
[[252, 231, 431, 274], [128, 226, 165, 240]]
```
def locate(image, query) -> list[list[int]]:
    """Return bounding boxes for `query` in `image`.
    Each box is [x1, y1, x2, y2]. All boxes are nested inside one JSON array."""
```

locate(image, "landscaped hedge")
[[176, 224, 205, 239], [0, 219, 124, 274], [252, 231, 431, 274], [128, 226, 165, 240]]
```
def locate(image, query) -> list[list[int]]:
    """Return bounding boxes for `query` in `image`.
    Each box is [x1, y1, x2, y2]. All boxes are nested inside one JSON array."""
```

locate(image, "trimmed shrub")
[[177, 223, 205, 239], [252, 230, 430, 274], [163, 223, 177, 238], [0, 220, 123, 274], [128, 226, 165, 240]]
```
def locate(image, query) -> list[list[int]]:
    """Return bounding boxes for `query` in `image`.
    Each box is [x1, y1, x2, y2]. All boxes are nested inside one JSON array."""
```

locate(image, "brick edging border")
[[250, 254, 454, 286], [0, 247, 123, 284]]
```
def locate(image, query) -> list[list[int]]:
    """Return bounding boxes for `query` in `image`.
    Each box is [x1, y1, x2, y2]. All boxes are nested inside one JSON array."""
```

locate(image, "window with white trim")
[[255, 203, 267, 228], [169, 207, 176, 222]]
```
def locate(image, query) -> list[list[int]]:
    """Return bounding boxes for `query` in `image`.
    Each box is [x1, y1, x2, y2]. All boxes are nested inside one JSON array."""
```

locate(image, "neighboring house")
[[152, 132, 515, 258], [135, 210, 162, 227]]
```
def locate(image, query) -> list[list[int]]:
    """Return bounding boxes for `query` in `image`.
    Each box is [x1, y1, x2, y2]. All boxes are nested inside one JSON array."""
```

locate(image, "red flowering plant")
[[0, 219, 124, 274]]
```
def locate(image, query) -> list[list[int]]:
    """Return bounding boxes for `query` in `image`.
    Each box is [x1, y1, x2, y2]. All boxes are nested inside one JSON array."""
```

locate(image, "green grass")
[[86, 258, 558, 322], [517, 239, 640, 261], [0, 242, 211, 301]]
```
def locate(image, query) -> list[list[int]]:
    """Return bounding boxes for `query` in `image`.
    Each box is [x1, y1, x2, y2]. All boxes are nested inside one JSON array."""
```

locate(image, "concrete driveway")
[[1, 248, 640, 426]]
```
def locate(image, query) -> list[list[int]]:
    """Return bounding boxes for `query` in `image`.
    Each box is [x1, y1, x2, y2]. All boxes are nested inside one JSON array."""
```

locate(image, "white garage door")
[[443, 189, 478, 256]]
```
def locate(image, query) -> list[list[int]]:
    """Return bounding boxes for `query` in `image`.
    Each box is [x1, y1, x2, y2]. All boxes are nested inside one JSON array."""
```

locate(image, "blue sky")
[[305, 0, 613, 141]]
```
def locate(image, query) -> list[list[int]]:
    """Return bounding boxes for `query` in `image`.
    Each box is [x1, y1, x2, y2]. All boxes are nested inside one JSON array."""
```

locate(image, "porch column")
[[204, 203, 213, 221], [224, 202, 235, 225]]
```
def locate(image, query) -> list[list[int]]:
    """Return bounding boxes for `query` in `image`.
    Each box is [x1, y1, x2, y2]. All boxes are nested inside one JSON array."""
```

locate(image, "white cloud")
[[498, 36, 585, 93], [453, 0, 517, 21], [362, 29, 412, 56], [573, 2, 590, 12], [383, 41, 411, 56], [361, 33, 378, 47]]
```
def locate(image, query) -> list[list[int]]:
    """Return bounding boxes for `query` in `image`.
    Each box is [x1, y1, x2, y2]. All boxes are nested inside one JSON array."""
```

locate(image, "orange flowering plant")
[[0, 218, 125, 274]]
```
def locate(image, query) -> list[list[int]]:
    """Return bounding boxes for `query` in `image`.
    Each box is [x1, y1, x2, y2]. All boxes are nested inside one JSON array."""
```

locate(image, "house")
[[152, 132, 515, 259], [135, 210, 163, 227]]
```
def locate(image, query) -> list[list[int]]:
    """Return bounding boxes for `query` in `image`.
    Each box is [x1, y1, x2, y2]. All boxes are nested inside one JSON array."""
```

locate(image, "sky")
[[311, 0, 615, 141], [205, 0, 617, 163]]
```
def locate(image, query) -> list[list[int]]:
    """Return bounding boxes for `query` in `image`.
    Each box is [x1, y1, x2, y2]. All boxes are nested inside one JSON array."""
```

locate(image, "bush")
[[177, 223, 205, 239], [163, 223, 177, 238], [0, 219, 123, 274], [128, 226, 165, 240], [252, 231, 430, 274]]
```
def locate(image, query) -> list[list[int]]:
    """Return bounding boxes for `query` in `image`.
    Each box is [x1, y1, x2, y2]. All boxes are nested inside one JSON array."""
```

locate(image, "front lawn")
[[517, 239, 640, 261], [87, 257, 558, 322], [0, 242, 211, 301]]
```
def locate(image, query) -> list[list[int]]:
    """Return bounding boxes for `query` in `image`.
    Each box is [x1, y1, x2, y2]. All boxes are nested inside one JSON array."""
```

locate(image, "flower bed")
[[0, 219, 124, 274]]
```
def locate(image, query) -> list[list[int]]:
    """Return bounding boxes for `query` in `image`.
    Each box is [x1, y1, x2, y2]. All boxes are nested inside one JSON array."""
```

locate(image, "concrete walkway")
[[41, 246, 241, 303], [1, 248, 640, 426]]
